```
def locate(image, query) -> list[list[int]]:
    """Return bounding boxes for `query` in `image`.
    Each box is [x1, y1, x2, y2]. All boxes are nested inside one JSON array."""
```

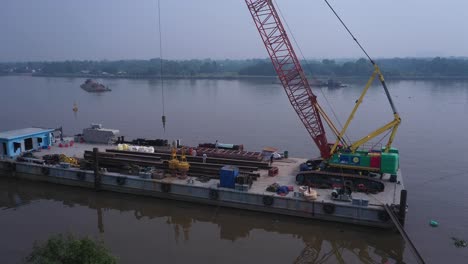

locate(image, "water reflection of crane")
[[295, 241, 385, 264]]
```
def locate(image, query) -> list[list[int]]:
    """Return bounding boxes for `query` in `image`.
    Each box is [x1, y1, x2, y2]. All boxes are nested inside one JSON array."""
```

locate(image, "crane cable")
[[323, 0, 374, 64], [158, 0, 166, 132], [323, 0, 399, 144], [273, 0, 351, 145], [370, 129, 392, 151]]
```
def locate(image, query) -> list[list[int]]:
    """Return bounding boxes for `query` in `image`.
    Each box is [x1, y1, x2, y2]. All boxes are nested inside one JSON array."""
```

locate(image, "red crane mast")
[[245, 0, 330, 159]]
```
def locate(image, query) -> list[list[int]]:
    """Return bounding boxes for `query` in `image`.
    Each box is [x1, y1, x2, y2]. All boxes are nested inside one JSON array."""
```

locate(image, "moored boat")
[[80, 79, 111, 92]]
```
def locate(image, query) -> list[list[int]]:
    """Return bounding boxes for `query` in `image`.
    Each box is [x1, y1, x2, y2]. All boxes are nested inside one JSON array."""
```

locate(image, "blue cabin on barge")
[[0, 128, 54, 158]]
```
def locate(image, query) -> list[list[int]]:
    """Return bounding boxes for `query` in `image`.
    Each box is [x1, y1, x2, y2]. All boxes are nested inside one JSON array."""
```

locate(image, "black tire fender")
[[378, 210, 390, 222], [209, 189, 219, 200], [134, 210, 143, 220], [296, 174, 305, 185], [116, 176, 126, 185], [76, 171, 86, 180], [263, 196, 274, 206], [161, 183, 171, 193], [331, 190, 339, 199], [9, 162, 16, 172], [41, 166, 50, 176], [323, 203, 336, 214]]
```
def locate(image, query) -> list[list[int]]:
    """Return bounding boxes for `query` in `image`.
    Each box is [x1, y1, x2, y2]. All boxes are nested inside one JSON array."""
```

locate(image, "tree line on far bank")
[[1, 57, 468, 78]]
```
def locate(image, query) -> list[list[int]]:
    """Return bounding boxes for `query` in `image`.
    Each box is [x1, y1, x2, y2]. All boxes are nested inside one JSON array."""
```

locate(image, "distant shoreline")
[[1, 73, 468, 81], [3, 57, 468, 81]]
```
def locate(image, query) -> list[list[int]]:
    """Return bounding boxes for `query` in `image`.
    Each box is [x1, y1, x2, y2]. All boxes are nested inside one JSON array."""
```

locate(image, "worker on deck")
[[202, 153, 207, 163], [215, 140, 219, 151], [270, 153, 274, 165]]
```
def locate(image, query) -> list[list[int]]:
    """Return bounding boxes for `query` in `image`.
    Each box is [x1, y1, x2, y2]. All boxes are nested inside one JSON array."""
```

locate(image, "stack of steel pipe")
[[84, 149, 263, 179], [194, 147, 262, 161], [83, 151, 164, 168], [105, 149, 270, 169], [116, 147, 262, 161]]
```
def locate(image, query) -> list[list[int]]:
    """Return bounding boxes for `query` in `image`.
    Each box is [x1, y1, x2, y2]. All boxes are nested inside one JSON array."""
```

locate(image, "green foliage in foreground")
[[25, 234, 116, 264]]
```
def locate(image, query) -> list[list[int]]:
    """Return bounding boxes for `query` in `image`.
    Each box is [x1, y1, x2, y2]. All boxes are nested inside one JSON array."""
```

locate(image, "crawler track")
[[296, 170, 385, 193]]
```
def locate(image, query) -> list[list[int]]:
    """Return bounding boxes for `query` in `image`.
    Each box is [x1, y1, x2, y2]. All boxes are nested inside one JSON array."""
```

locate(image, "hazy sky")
[[1, 0, 467, 61]]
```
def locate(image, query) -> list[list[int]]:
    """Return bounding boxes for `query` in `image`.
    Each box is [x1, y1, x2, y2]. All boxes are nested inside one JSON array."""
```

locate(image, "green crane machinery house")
[[0, 128, 54, 158]]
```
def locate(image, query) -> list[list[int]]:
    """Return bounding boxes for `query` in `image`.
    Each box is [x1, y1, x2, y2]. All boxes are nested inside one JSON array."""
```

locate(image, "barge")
[[0, 136, 406, 228]]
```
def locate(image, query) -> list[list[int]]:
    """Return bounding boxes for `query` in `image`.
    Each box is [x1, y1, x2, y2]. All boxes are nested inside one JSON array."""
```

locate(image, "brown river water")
[[1, 76, 468, 263]]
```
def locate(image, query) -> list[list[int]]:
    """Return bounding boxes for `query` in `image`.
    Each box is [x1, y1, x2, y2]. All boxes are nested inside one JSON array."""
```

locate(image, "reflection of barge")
[[0, 177, 406, 263], [80, 79, 111, 92]]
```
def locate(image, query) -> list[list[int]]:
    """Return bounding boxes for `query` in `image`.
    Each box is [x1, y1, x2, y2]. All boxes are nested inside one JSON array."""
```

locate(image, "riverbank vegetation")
[[25, 234, 116, 264], [2, 57, 468, 79]]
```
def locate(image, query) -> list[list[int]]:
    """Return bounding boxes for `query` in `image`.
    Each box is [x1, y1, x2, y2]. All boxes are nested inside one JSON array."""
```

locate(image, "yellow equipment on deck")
[[59, 154, 79, 167], [168, 147, 180, 171], [178, 147, 190, 178]]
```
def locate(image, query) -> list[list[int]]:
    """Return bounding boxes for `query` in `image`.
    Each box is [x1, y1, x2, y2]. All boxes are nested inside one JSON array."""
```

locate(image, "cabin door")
[[25, 138, 33, 151], [1, 142, 7, 156]]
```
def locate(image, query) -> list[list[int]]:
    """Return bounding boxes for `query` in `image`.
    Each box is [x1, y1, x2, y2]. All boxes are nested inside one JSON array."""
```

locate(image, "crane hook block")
[[162, 115, 166, 129]]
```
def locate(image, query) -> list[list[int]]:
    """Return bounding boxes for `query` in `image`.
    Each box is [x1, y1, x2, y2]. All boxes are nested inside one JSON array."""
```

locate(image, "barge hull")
[[0, 160, 401, 228]]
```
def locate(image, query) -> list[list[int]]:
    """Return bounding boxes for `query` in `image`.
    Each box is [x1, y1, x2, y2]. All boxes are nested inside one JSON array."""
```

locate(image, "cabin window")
[[2, 142, 6, 155], [24, 138, 33, 151], [13, 142, 21, 153], [37, 137, 43, 145]]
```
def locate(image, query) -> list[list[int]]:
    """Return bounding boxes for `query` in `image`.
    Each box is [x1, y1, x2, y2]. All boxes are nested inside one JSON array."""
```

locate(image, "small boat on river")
[[80, 79, 111, 92], [311, 79, 347, 88]]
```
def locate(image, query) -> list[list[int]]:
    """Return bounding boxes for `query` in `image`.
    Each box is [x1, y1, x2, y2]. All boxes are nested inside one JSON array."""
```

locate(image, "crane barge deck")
[[0, 138, 406, 229]]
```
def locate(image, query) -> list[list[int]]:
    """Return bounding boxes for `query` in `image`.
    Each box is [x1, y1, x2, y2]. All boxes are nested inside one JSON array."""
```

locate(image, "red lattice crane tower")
[[245, 0, 330, 158]]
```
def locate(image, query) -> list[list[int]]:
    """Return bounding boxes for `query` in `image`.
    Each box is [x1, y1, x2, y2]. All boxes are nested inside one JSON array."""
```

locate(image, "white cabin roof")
[[0, 128, 54, 140]]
